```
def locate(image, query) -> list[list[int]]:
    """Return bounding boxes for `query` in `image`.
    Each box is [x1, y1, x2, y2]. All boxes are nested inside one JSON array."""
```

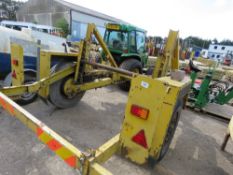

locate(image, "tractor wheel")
[[119, 59, 142, 91], [3, 71, 38, 105], [158, 101, 182, 161], [48, 62, 85, 109]]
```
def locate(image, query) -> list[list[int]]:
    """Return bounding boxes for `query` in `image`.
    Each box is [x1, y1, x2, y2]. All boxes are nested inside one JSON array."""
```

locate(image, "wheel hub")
[[62, 78, 78, 99], [48, 62, 85, 109]]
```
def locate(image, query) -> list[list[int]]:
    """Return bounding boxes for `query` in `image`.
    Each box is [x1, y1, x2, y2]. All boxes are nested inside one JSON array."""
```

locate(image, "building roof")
[[54, 0, 129, 24]]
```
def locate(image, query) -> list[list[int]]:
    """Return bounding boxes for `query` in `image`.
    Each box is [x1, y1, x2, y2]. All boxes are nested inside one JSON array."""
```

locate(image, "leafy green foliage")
[[219, 40, 233, 46], [32, 20, 38, 24], [0, 0, 23, 21], [183, 36, 212, 49], [182, 37, 233, 48], [55, 18, 69, 37]]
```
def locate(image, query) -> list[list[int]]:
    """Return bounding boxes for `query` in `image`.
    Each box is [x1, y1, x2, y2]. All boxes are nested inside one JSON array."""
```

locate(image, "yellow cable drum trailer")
[[0, 24, 191, 175]]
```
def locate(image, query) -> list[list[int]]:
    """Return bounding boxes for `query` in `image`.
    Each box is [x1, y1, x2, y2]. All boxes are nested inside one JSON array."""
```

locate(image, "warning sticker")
[[141, 81, 149, 89]]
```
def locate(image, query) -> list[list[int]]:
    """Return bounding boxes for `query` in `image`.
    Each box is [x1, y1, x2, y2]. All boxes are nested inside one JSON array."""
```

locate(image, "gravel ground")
[[0, 86, 232, 175]]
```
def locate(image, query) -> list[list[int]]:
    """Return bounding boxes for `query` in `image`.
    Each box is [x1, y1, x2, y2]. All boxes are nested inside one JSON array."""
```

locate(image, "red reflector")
[[12, 59, 19, 66], [131, 105, 149, 120], [12, 70, 17, 79], [195, 79, 202, 84], [132, 130, 148, 149]]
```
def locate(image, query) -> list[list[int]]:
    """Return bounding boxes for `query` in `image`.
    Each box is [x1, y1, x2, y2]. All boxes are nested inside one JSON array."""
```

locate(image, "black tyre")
[[119, 59, 142, 91], [3, 72, 38, 105], [148, 101, 182, 167], [158, 101, 182, 161], [48, 62, 85, 109], [146, 67, 154, 75]]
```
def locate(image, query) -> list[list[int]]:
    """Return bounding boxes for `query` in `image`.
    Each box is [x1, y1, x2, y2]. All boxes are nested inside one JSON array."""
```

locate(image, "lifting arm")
[[152, 30, 179, 78]]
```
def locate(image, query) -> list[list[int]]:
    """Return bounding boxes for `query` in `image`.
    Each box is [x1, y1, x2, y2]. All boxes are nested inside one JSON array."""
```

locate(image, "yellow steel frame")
[[0, 24, 124, 99], [120, 76, 190, 164], [2, 24, 180, 100], [11, 44, 24, 85], [221, 116, 233, 151], [0, 91, 119, 175], [0, 23, 192, 174], [229, 117, 233, 139], [0, 74, 190, 175]]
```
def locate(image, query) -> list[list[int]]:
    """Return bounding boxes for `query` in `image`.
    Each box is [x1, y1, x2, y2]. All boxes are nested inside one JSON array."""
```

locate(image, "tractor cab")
[[104, 23, 148, 66], [103, 23, 148, 90]]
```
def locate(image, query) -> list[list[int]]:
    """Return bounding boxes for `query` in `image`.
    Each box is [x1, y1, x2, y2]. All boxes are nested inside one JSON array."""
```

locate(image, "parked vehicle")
[[0, 20, 37, 31], [0, 20, 62, 36], [0, 26, 66, 104], [103, 23, 148, 90]]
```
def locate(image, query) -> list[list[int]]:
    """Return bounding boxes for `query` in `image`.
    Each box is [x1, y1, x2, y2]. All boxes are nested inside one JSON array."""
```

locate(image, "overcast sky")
[[20, 0, 233, 40]]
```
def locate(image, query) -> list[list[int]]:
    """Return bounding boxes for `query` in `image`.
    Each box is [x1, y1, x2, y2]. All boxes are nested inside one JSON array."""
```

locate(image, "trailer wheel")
[[48, 62, 85, 109], [148, 100, 182, 167], [3, 71, 37, 105], [119, 59, 142, 91], [159, 101, 182, 161]]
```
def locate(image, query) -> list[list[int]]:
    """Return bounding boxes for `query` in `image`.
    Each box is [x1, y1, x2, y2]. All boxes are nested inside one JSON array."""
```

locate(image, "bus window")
[[42, 29, 49, 33], [13, 25, 22, 31]]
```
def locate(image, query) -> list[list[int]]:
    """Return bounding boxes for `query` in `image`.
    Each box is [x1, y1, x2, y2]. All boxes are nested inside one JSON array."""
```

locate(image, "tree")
[[32, 20, 38, 24], [183, 36, 212, 49], [55, 18, 69, 37], [0, 0, 23, 21], [154, 36, 163, 44], [212, 38, 218, 44], [219, 40, 233, 46], [1, 3, 7, 10]]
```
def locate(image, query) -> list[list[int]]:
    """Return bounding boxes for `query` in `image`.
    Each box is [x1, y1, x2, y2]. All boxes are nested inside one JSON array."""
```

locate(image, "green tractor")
[[103, 23, 148, 90]]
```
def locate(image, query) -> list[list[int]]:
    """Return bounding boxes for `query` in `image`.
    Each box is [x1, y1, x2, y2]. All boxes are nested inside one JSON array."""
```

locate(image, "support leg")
[[221, 132, 230, 151]]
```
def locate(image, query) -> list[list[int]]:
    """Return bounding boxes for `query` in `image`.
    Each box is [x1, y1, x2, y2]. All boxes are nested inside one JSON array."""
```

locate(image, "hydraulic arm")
[[152, 30, 179, 78]]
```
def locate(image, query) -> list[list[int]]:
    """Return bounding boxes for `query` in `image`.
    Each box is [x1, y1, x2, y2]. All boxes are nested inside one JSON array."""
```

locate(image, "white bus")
[[0, 20, 62, 36], [0, 20, 37, 31]]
